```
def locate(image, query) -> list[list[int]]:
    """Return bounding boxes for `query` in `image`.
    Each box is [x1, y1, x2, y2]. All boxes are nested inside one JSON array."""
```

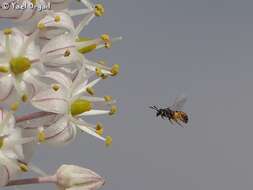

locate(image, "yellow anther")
[[52, 84, 60, 91], [37, 130, 46, 143], [64, 49, 71, 57], [10, 102, 20, 111], [9, 57, 31, 75], [0, 66, 9, 73], [101, 73, 108, 79], [37, 22, 45, 30], [71, 99, 92, 116], [31, 0, 36, 5], [110, 64, 120, 76], [3, 28, 12, 35], [54, 15, 61, 22], [100, 34, 110, 42], [76, 37, 97, 54], [19, 163, 29, 172], [96, 123, 104, 136], [95, 4, 105, 17], [109, 105, 117, 115], [95, 67, 102, 77], [105, 136, 112, 147], [0, 137, 4, 149], [21, 94, 28, 102], [86, 87, 95, 96], [104, 96, 113, 102]]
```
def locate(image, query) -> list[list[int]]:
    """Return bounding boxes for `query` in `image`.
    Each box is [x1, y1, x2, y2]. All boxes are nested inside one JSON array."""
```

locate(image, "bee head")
[[179, 112, 188, 123]]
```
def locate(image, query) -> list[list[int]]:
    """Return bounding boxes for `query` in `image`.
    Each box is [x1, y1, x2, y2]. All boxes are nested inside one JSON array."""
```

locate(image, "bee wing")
[[170, 94, 187, 111]]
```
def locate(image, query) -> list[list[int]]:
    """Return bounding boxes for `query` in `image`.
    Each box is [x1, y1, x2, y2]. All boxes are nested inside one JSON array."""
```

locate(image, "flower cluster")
[[0, 0, 121, 189]]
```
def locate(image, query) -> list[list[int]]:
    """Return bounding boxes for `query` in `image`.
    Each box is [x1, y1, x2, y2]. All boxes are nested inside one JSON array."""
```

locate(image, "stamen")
[[52, 84, 60, 91], [19, 163, 29, 172], [0, 137, 4, 149], [100, 34, 111, 48], [110, 64, 120, 76], [37, 22, 46, 30], [54, 15, 61, 22], [3, 28, 12, 35], [86, 87, 95, 96], [95, 4, 105, 17], [109, 105, 117, 115], [37, 127, 45, 143], [64, 49, 71, 57], [10, 102, 20, 111], [104, 96, 113, 102], [105, 136, 112, 147], [21, 94, 28, 102], [96, 123, 104, 135]]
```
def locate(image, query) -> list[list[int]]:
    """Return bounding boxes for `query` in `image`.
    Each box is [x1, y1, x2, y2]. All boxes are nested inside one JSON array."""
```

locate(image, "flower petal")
[[32, 87, 69, 114]]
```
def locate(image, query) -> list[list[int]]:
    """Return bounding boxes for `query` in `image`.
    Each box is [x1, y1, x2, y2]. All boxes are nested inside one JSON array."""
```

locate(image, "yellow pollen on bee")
[[95, 4, 105, 17], [52, 84, 60, 91], [86, 87, 95, 96], [21, 94, 28, 102], [10, 102, 20, 111], [110, 64, 120, 76], [96, 123, 104, 136], [54, 15, 61, 22], [19, 163, 29, 172], [3, 28, 12, 35], [37, 131, 46, 143], [70, 99, 92, 116], [37, 22, 45, 30], [9, 57, 31, 75], [109, 105, 117, 115], [105, 136, 112, 147], [0, 66, 9, 73], [104, 96, 112, 102]]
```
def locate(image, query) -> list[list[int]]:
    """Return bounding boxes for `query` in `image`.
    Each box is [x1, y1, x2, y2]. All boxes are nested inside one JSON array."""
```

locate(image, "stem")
[[16, 111, 56, 123], [7, 175, 57, 187]]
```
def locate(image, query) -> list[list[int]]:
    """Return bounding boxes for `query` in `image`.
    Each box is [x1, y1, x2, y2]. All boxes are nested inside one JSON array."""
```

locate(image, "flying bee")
[[149, 95, 188, 127]]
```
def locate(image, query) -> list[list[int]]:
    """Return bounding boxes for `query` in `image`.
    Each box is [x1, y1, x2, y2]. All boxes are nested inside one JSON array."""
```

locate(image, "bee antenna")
[[149, 105, 158, 111]]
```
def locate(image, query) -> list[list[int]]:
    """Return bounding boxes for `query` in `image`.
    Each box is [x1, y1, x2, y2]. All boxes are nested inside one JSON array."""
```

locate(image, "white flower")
[[41, 33, 121, 76], [56, 164, 105, 190], [31, 67, 115, 146], [0, 109, 35, 186], [0, 28, 45, 107]]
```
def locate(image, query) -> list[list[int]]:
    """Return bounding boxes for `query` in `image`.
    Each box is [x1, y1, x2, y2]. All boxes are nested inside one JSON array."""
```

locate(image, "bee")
[[149, 95, 188, 127]]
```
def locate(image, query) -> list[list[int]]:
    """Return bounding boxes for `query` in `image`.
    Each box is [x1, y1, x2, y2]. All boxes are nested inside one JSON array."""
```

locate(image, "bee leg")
[[175, 120, 185, 128]]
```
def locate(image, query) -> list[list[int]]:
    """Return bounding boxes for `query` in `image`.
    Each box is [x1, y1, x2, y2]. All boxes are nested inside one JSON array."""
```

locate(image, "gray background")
[[2, 0, 253, 189]]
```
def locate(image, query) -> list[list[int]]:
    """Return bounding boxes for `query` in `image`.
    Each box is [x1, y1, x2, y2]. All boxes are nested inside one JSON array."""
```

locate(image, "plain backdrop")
[[2, 0, 253, 189]]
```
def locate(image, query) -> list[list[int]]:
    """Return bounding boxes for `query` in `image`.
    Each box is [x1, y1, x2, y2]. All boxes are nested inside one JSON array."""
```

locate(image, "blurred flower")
[[56, 164, 105, 190], [0, 109, 35, 186]]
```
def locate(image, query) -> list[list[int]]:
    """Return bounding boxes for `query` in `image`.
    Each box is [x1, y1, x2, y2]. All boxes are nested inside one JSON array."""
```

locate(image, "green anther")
[[71, 99, 92, 116], [76, 37, 97, 54], [9, 57, 31, 75]]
